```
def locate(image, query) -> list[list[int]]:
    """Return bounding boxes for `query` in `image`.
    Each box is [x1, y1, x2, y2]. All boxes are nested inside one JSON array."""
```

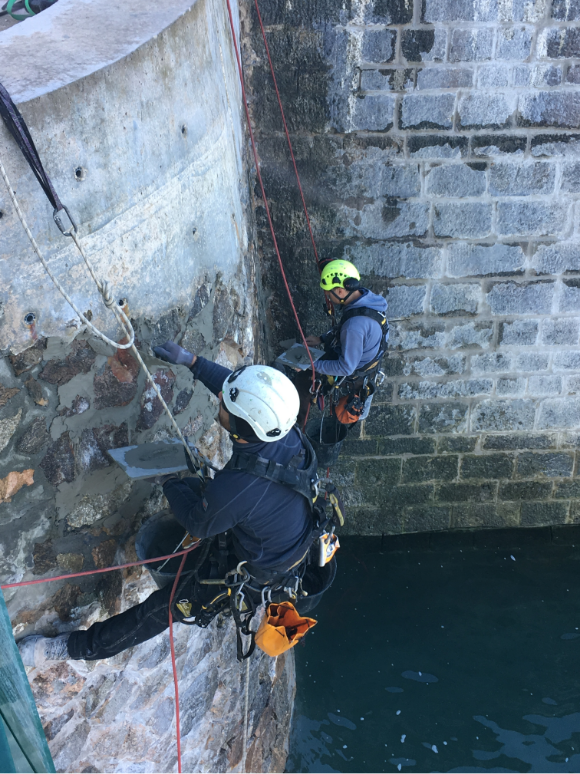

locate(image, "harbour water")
[[287, 531, 580, 773]]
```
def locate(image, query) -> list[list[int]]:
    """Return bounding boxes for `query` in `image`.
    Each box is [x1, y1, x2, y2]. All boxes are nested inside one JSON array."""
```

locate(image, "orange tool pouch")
[[333, 394, 365, 425], [255, 601, 317, 657]]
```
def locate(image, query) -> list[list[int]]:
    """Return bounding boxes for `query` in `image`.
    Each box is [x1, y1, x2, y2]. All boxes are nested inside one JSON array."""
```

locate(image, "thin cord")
[[240, 655, 251, 772], [168, 552, 188, 774]]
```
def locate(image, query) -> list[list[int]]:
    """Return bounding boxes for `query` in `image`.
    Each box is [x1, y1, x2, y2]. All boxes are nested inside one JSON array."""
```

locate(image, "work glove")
[[153, 340, 195, 367]]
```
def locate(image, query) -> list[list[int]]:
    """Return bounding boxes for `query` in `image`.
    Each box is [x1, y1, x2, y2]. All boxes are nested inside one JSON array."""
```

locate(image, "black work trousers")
[[67, 574, 199, 661]]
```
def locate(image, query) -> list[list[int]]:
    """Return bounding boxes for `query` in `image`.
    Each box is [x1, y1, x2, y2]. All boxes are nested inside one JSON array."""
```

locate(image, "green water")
[[287, 532, 580, 773]]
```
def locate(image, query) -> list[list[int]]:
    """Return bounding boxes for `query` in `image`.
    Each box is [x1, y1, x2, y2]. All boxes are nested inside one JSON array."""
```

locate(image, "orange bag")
[[255, 601, 317, 657], [334, 394, 364, 424]]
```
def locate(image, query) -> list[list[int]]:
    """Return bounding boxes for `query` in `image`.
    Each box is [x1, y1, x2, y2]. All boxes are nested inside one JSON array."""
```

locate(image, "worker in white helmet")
[[19, 343, 338, 667]]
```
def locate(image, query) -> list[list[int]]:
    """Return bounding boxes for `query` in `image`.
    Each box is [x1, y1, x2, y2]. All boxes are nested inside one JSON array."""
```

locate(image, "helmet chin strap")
[[330, 288, 358, 305]]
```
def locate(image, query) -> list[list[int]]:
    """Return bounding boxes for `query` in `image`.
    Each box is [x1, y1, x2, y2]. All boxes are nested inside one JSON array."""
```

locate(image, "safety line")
[[168, 552, 188, 774], [223, 0, 316, 394], [252, 0, 334, 317], [240, 655, 251, 772], [1, 543, 200, 589]]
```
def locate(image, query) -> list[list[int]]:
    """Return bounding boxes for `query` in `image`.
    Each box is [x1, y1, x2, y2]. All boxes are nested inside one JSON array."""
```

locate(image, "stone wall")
[[0, 0, 293, 770], [243, 0, 580, 535]]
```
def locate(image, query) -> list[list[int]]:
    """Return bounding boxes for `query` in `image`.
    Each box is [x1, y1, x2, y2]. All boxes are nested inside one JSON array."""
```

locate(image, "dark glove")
[[153, 340, 195, 367]]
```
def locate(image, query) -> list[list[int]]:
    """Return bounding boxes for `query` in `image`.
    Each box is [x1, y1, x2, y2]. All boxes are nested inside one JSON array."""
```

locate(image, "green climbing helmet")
[[320, 260, 361, 292]]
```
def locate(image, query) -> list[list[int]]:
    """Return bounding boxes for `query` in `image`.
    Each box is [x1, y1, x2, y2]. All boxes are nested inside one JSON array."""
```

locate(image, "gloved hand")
[[153, 340, 195, 367]]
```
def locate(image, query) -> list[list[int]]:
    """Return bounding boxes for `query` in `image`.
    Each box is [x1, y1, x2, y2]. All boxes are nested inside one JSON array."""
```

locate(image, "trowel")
[[107, 439, 192, 480]]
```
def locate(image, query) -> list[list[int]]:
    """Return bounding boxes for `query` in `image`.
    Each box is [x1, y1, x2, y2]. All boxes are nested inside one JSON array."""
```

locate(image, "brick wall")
[[244, 0, 580, 534]]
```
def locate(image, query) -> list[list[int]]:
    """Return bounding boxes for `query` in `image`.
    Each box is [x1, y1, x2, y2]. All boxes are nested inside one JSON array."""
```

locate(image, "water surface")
[[287, 533, 580, 773]]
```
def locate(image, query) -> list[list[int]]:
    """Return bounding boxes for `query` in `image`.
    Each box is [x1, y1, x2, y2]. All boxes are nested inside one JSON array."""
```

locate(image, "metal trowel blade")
[[107, 439, 189, 480]]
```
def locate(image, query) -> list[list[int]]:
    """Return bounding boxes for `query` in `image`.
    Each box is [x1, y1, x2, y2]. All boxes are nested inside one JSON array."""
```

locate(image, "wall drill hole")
[[24, 312, 36, 325], [192, 228, 197, 235], [75, 166, 86, 181], [181, 124, 188, 137], [0, 211, 4, 219], [118, 298, 127, 307]]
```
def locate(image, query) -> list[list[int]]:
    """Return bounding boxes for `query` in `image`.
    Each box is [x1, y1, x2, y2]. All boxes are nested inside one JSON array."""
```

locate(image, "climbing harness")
[[1, 0, 57, 20]]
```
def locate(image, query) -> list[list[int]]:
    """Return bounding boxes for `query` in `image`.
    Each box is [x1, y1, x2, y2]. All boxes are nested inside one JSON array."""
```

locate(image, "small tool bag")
[[255, 600, 317, 657]]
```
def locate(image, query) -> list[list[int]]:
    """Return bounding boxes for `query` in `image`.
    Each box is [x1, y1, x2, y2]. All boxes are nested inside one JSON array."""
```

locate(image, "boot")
[[18, 633, 71, 668]]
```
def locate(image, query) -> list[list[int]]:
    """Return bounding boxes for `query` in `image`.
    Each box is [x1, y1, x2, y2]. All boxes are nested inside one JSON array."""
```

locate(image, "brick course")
[[247, 0, 580, 537]]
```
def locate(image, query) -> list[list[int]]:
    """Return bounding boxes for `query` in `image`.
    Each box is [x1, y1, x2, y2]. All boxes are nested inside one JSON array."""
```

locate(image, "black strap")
[[230, 593, 256, 661], [0, 80, 75, 234]]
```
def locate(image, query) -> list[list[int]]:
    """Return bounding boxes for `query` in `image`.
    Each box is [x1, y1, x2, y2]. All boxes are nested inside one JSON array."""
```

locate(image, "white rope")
[[0, 154, 209, 475], [240, 655, 251, 773]]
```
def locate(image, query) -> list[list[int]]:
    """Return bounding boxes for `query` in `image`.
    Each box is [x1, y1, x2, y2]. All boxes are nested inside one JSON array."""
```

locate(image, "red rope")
[[224, 0, 316, 399], [1, 544, 200, 589], [168, 553, 188, 774], [252, 0, 334, 317]]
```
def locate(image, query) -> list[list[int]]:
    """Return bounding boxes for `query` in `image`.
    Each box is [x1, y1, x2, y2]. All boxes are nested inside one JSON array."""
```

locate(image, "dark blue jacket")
[[163, 356, 313, 573]]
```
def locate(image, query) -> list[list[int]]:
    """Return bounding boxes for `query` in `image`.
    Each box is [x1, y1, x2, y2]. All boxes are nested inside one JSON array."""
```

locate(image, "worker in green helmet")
[[296, 259, 389, 426]]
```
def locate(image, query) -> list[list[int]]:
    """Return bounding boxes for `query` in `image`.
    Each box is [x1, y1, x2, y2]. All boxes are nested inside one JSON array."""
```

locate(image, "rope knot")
[[100, 280, 116, 308]]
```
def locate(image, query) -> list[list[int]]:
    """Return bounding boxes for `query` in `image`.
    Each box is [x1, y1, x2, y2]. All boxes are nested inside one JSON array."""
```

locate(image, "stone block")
[[516, 452, 574, 478], [0, 469, 35, 504], [567, 65, 580, 84], [538, 27, 580, 59], [365, 0, 414, 24], [499, 320, 538, 346], [430, 283, 481, 316], [355, 458, 401, 487], [416, 67, 474, 89], [0, 383, 20, 410], [478, 65, 510, 88], [489, 162, 556, 196], [343, 507, 403, 536], [136, 369, 176, 431], [519, 92, 580, 128], [496, 377, 526, 396], [361, 29, 397, 63], [387, 285, 427, 318], [15, 418, 49, 455], [559, 279, 580, 313], [94, 349, 140, 410], [399, 379, 493, 400], [554, 351, 580, 370], [433, 203, 493, 238], [8, 340, 46, 376], [561, 163, 580, 193], [402, 455, 458, 482], [346, 199, 429, 239], [528, 375, 562, 396], [40, 431, 76, 486], [458, 92, 516, 128], [381, 165, 421, 198], [448, 243, 525, 278], [382, 484, 435, 507], [471, 399, 536, 431], [461, 453, 514, 479], [540, 318, 580, 346], [348, 242, 443, 280], [403, 505, 451, 532], [514, 352, 550, 371], [471, 352, 513, 373], [437, 482, 497, 502], [452, 503, 520, 529], [342, 438, 378, 456], [531, 134, 580, 157], [25, 378, 48, 407], [483, 434, 555, 450], [401, 354, 466, 377], [498, 201, 570, 236], [529, 65, 563, 87], [391, 322, 446, 350], [39, 340, 96, 386], [438, 435, 478, 452], [360, 68, 414, 92], [521, 501, 569, 526], [564, 375, 580, 395], [552, 0, 580, 19], [538, 398, 580, 429], [447, 321, 494, 349], [554, 481, 580, 499], [472, 135, 526, 158], [378, 437, 437, 455], [401, 29, 447, 63], [422, 0, 498, 21], [351, 95, 396, 131], [418, 401, 469, 433], [499, 480, 552, 500], [487, 281, 554, 314], [364, 403, 416, 436], [400, 94, 456, 130], [408, 136, 468, 159], [496, 26, 534, 59], [0, 410, 22, 454], [426, 163, 486, 197], [449, 28, 495, 62]]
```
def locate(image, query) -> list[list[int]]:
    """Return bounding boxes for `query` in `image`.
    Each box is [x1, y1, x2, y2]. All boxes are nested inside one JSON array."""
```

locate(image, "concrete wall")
[[0, 0, 292, 770], [244, 0, 580, 536]]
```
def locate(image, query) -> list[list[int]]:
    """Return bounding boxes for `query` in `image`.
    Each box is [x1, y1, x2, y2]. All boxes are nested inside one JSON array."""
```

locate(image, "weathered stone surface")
[[408, 135, 468, 158], [66, 481, 132, 529], [361, 68, 414, 92], [39, 340, 96, 386], [489, 162, 556, 196], [519, 92, 580, 128], [499, 320, 538, 346], [364, 404, 415, 436], [433, 203, 492, 238], [430, 283, 481, 316], [461, 454, 514, 479], [538, 27, 580, 59], [449, 29, 494, 61], [418, 402, 469, 433], [416, 67, 473, 89], [59, 395, 90, 417], [447, 243, 525, 278], [458, 92, 516, 128], [400, 94, 455, 129], [9, 340, 46, 376], [496, 26, 533, 59], [40, 432, 76, 486], [93, 349, 140, 410], [56, 553, 84, 573], [0, 409, 22, 453], [471, 399, 536, 431], [472, 135, 526, 157], [401, 29, 447, 63], [478, 65, 509, 87], [386, 285, 427, 318], [173, 389, 193, 415], [32, 540, 57, 575], [136, 369, 176, 431], [25, 378, 49, 407], [352, 94, 395, 131], [487, 281, 554, 314], [92, 539, 118, 569], [447, 322, 493, 349], [402, 455, 458, 482], [0, 382, 19, 408], [426, 163, 486, 197], [516, 452, 574, 478], [0, 469, 34, 503], [361, 29, 396, 63], [16, 417, 49, 455]]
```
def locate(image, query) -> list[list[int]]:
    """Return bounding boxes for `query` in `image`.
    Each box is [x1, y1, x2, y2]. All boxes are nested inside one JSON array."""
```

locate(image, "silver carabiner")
[[375, 370, 386, 387]]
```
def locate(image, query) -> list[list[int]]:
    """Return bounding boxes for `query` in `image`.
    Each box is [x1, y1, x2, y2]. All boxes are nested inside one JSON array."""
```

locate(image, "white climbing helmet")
[[222, 365, 299, 442]]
